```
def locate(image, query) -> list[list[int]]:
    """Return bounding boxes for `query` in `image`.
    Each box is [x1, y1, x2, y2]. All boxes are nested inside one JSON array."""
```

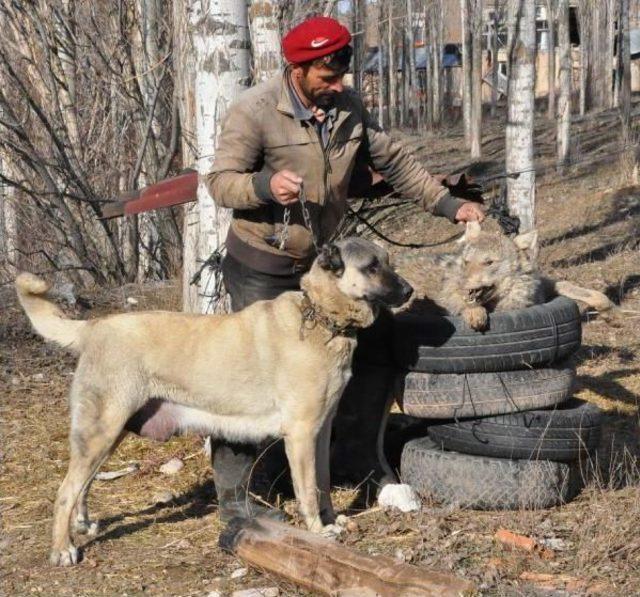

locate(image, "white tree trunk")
[[578, 0, 589, 115], [546, 0, 556, 119], [387, 1, 396, 128], [249, 0, 282, 83], [556, 0, 571, 171], [470, 0, 483, 157], [190, 0, 251, 314], [620, 0, 631, 128], [461, 0, 472, 146], [506, 0, 536, 231], [0, 157, 18, 280], [406, 0, 419, 128], [174, 0, 200, 312], [430, 0, 444, 127]]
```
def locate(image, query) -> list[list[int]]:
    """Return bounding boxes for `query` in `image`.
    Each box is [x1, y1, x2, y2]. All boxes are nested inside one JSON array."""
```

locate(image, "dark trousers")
[[212, 253, 395, 508]]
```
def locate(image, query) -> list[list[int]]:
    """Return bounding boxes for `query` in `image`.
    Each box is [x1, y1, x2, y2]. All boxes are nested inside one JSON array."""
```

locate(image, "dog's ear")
[[513, 229, 539, 262], [464, 221, 482, 241], [317, 243, 344, 275]]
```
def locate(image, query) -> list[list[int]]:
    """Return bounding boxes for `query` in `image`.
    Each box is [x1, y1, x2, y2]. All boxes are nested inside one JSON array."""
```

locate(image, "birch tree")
[[387, 1, 397, 128], [556, 0, 571, 171], [461, 0, 472, 145], [249, 0, 282, 83], [174, 0, 200, 312], [0, 154, 17, 280], [506, 0, 536, 231], [470, 0, 483, 157], [190, 0, 251, 314], [545, 0, 557, 119]]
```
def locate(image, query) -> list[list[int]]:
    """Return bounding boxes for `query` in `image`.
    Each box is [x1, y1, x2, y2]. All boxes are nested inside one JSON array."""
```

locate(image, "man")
[[206, 16, 484, 521]]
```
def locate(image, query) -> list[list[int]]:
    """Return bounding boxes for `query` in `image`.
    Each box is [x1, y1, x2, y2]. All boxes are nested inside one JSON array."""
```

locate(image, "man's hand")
[[455, 202, 486, 223], [270, 170, 302, 205]]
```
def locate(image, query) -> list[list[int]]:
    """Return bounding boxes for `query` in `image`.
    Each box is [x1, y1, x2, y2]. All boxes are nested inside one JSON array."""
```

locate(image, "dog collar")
[[299, 292, 359, 341]]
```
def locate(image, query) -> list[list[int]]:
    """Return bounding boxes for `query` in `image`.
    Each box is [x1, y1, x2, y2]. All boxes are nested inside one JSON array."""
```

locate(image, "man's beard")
[[313, 92, 336, 110]]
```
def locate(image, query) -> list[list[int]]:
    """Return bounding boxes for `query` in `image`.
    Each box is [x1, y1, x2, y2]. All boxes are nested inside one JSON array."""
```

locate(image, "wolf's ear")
[[317, 243, 344, 276], [513, 229, 539, 262], [464, 221, 482, 241]]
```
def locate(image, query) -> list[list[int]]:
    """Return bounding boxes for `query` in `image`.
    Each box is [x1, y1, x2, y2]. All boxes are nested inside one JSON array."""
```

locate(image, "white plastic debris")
[[231, 589, 279, 597], [230, 567, 248, 579], [377, 483, 421, 513], [159, 457, 184, 475], [95, 463, 139, 481]]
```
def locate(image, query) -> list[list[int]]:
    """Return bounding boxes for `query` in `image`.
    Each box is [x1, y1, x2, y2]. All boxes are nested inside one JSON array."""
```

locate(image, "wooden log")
[[219, 517, 475, 596]]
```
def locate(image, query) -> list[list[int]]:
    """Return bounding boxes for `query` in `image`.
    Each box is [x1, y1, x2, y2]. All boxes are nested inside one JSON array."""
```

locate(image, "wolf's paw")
[[50, 545, 79, 567], [463, 306, 488, 330]]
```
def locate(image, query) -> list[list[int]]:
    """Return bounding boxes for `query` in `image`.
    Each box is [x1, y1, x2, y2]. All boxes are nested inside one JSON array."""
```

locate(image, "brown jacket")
[[206, 72, 463, 275]]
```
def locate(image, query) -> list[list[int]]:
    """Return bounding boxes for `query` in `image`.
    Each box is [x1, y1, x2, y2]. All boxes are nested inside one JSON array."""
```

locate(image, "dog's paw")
[[74, 519, 99, 537], [50, 545, 79, 567], [463, 306, 488, 330]]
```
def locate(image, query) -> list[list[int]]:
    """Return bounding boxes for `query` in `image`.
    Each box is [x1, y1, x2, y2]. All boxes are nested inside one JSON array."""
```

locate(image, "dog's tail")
[[15, 273, 86, 353]]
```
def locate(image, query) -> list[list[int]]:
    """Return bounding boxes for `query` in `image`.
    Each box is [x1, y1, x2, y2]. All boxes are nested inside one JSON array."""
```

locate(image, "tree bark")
[[490, 9, 499, 117], [377, 1, 385, 128], [556, 0, 571, 172], [470, 0, 483, 157], [406, 0, 419, 128], [619, 0, 631, 132], [430, 0, 443, 127], [546, 0, 556, 119], [506, 0, 536, 231], [578, 0, 590, 115], [190, 0, 251, 314], [249, 0, 282, 83], [220, 517, 476, 596], [387, 0, 396, 128], [461, 0, 472, 146]]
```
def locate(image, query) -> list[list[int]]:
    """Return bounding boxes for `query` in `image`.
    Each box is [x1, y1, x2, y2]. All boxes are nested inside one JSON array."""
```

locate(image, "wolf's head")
[[437, 222, 539, 307]]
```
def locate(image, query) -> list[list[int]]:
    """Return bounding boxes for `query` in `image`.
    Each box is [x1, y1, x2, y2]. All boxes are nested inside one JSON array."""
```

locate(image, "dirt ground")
[[2, 123, 639, 596]]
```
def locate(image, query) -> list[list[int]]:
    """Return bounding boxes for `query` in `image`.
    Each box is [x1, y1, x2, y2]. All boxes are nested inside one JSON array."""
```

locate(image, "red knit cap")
[[282, 16, 351, 64]]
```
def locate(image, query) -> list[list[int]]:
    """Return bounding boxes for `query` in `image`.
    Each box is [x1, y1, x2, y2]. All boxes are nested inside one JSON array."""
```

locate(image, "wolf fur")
[[436, 221, 616, 330]]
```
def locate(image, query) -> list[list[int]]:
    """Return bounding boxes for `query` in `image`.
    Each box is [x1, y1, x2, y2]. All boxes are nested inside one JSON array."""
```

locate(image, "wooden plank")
[[219, 517, 475, 596]]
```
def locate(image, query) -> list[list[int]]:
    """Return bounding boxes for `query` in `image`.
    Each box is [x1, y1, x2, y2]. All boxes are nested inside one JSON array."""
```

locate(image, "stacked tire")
[[393, 297, 602, 510]]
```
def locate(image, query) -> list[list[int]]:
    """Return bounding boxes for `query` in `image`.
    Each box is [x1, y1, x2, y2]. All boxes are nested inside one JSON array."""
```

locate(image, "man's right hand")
[[270, 170, 302, 205]]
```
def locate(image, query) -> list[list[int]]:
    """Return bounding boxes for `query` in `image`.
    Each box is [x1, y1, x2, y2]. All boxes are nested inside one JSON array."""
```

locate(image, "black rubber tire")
[[428, 399, 602, 462], [400, 365, 575, 419], [393, 297, 581, 373], [400, 437, 583, 510]]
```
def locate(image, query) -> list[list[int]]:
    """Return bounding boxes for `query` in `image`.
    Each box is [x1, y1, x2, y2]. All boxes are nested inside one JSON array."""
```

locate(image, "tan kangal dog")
[[436, 221, 615, 330], [16, 238, 413, 566]]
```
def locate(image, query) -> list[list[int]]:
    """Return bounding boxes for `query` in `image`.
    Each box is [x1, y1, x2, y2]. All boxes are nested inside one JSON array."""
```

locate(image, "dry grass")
[[2, 134, 639, 595]]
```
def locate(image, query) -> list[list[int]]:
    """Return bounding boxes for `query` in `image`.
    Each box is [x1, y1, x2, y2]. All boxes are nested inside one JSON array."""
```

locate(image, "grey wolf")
[[15, 237, 412, 566], [436, 221, 615, 330]]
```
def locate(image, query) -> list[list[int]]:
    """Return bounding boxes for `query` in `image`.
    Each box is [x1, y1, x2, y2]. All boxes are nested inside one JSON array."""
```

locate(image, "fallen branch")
[[220, 517, 475, 596]]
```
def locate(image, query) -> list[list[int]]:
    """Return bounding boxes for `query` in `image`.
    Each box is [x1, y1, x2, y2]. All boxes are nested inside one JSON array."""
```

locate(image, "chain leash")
[[276, 181, 321, 253]]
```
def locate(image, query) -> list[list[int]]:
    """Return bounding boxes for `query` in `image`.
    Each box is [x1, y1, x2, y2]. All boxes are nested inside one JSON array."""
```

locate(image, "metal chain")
[[277, 206, 291, 250], [276, 181, 321, 253], [298, 182, 321, 253]]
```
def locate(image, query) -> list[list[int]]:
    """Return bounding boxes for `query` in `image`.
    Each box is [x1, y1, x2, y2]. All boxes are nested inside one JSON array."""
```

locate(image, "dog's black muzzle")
[[372, 273, 414, 308]]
